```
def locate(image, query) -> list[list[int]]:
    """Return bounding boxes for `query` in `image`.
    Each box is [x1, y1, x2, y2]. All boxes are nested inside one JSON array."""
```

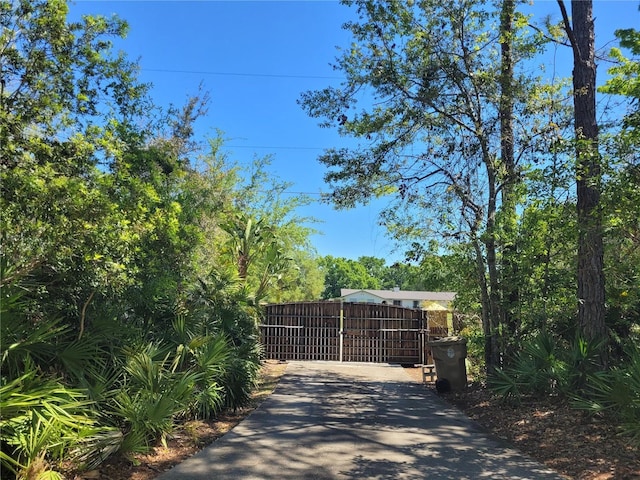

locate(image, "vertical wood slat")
[[261, 301, 431, 364]]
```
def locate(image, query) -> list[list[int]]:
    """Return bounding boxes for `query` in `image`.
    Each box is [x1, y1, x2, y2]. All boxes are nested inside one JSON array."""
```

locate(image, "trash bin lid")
[[427, 336, 467, 346]]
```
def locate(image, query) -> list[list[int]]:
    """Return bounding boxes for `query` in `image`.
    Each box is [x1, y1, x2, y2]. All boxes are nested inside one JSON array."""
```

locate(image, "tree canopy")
[[299, 0, 639, 368], [1, 1, 639, 476], [0, 2, 323, 477]]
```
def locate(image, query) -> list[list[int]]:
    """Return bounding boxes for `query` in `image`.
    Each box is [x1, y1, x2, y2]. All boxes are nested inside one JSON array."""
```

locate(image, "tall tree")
[[0, 0, 147, 161], [557, 1, 607, 348], [211, 156, 319, 304], [498, 0, 521, 354], [300, 0, 551, 368], [0, 0, 152, 329]]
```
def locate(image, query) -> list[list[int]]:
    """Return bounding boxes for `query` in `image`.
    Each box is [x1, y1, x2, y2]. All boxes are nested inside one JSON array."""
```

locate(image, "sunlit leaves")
[[600, 29, 640, 131], [319, 255, 381, 298], [0, 1, 318, 477]]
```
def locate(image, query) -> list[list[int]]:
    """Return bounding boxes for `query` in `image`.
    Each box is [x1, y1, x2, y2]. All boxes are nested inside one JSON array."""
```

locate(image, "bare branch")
[[556, 0, 582, 63]]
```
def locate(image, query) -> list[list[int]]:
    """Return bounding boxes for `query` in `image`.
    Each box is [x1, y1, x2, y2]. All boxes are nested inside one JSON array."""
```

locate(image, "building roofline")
[[340, 289, 456, 301]]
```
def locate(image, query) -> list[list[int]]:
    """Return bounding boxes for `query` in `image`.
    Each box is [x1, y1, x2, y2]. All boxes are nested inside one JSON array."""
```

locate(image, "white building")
[[340, 288, 456, 310]]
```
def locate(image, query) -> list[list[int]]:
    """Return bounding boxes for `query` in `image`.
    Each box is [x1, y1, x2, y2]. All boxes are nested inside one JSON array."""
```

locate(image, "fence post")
[[420, 310, 426, 365], [339, 300, 344, 362]]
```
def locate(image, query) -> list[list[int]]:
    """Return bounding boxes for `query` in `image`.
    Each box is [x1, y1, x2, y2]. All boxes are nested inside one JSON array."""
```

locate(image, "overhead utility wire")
[[223, 145, 325, 150], [142, 67, 344, 80]]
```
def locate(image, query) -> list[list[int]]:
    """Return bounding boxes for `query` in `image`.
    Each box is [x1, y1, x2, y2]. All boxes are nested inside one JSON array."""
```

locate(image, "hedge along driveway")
[[157, 362, 565, 480]]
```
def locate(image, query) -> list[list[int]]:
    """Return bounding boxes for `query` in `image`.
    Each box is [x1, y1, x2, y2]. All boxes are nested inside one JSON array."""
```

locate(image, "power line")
[[142, 67, 343, 80], [223, 145, 326, 151], [282, 191, 324, 195]]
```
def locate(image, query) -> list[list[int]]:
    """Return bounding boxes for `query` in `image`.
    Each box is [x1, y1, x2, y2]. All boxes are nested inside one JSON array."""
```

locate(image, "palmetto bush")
[[0, 366, 121, 480], [489, 331, 604, 402], [0, 291, 67, 378], [490, 331, 640, 445], [187, 331, 229, 419], [107, 324, 261, 454], [178, 274, 264, 413], [1, 290, 121, 478], [108, 342, 198, 454], [220, 339, 263, 411], [1, 269, 265, 475], [168, 313, 261, 418], [572, 343, 640, 446]]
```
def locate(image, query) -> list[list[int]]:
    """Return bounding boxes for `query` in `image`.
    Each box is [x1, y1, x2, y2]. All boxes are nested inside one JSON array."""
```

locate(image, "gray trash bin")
[[428, 336, 468, 391]]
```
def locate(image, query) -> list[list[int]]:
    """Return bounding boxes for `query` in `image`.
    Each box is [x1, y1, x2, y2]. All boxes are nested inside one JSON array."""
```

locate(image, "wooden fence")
[[260, 301, 449, 364]]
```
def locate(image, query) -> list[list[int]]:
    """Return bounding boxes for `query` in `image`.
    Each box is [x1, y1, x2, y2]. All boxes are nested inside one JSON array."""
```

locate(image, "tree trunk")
[[558, 0, 607, 350], [499, 0, 520, 356], [471, 232, 494, 370], [483, 143, 502, 369], [485, 200, 502, 368]]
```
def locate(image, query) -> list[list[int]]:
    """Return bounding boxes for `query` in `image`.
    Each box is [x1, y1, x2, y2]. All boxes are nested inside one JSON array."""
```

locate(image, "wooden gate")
[[261, 301, 447, 364]]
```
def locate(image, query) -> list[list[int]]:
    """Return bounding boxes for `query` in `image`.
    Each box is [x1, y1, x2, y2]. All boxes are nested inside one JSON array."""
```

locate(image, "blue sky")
[[70, 1, 639, 263]]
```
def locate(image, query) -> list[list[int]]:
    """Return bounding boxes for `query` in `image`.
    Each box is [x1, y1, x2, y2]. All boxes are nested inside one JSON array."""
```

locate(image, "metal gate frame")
[[261, 301, 439, 364]]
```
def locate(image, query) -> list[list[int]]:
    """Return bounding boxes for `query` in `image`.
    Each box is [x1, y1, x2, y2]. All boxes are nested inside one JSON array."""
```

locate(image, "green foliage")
[[0, 0, 148, 152], [219, 344, 263, 411], [0, 367, 120, 478], [572, 344, 640, 446], [489, 332, 605, 403], [513, 200, 577, 335], [319, 255, 381, 298], [0, 0, 318, 477], [591, 23, 639, 350], [168, 314, 229, 418], [0, 4, 308, 472], [109, 343, 198, 452], [214, 156, 320, 304], [182, 273, 263, 411], [299, 0, 574, 369], [275, 250, 325, 302], [1, 291, 67, 377], [600, 27, 640, 131], [317, 253, 461, 301], [458, 320, 485, 380], [188, 334, 228, 419]]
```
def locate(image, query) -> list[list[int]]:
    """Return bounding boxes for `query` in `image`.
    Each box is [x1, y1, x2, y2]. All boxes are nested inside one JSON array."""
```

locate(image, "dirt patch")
[[403, 366, 640, 480], [80, 360, 287, 480]]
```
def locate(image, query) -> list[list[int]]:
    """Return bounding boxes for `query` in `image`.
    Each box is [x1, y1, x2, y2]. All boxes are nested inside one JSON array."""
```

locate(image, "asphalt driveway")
[[157, 361, 565, 479]]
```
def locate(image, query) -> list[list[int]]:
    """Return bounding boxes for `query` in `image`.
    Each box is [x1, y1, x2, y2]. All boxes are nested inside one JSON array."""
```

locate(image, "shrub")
[[219, 340, 263, 411], [108, 343, 198, 454], [572, 343, 640, 446], [489, 331, 604, 403], [459, 320, 485, 380], [0, 367, 120, 479]]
